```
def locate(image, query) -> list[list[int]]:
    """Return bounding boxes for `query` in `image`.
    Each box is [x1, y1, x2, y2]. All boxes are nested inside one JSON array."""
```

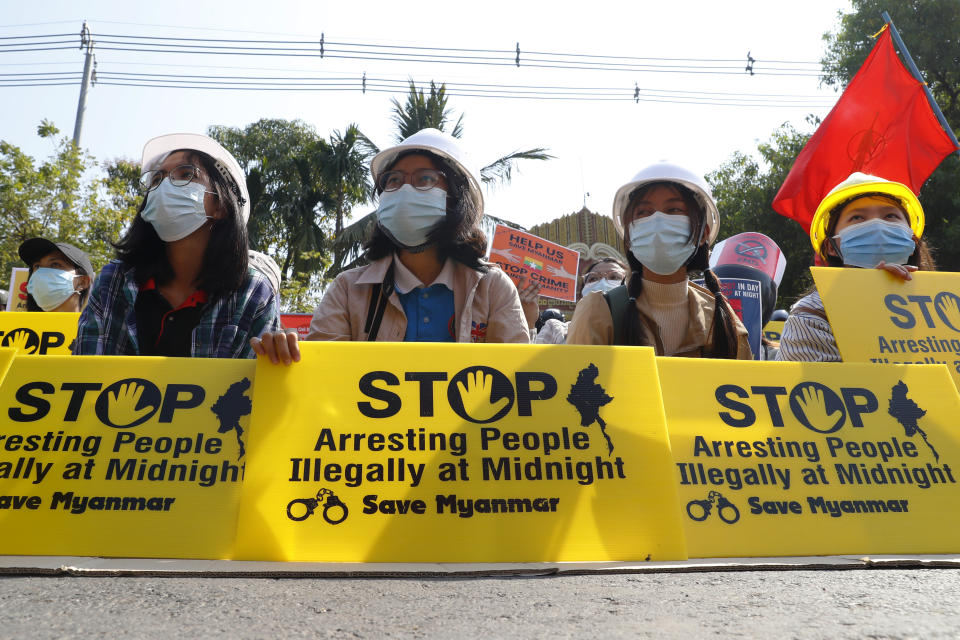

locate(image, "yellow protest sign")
[[0, 354, 256, 559], [814, 268, 960, 387], [0, 312, 79, 355], [658, 358, 960, 558], [6, 268, 29, 312], [763, 320, 784, 343], [235, 343, 686, 563]]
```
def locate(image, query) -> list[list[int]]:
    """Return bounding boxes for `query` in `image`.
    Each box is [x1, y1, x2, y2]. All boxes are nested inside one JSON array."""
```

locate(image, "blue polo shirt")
[[393, 256, 456, 342]]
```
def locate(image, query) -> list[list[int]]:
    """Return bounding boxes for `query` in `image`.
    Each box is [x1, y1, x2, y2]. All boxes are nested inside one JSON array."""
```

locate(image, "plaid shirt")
[[73, 260, 280, 358]]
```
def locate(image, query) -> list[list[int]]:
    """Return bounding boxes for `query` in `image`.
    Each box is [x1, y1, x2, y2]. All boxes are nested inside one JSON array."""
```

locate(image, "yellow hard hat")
[[809, 172, 924, 255]]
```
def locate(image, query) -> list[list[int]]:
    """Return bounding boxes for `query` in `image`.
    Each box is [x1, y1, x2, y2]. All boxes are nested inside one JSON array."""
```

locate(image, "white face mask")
[[581, 277, 622, 297], [27, 267, 79, 311], [627, 212, 697, 275], [141, 179, 216, 242], [377, 184, 447, 250]]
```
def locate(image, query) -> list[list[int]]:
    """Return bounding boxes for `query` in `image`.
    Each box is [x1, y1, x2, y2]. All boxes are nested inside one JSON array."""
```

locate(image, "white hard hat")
[[370, 128, 484, 212], [248, 250, 281, 293], [612, 162, 720, 245], [142, 133, 250, 224]]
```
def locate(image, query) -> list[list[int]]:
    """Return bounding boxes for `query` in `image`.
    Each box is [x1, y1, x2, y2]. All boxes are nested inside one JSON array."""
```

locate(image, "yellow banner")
[[658, 358, 960, 558], [6, 268, 29, 312], [0, 312, 79, 355], [0, 353, 256, 559], [814, 268, 960, 387], [235, 343, 686, 563], [763, 320, 784, 343]]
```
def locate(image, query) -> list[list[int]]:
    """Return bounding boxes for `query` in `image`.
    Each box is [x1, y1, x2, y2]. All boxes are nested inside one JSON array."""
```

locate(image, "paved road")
[[2, 568, 959, 638]]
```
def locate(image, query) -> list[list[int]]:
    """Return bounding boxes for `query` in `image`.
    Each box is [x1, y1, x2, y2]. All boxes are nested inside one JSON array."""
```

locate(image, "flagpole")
[[881, 11, 960, 154]]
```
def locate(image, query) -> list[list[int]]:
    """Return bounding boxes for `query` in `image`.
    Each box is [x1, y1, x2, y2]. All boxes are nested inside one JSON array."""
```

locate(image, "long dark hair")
[[115, 150, 249, 298], [620, 182, 740, 358], [821, 192, 936, 270], [364, 150, 488, 272]]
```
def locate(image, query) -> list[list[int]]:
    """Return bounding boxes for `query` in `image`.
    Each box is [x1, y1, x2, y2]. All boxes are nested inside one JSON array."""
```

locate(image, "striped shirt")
[[73, 260, 280, 358], [776, 289, 842, 362]]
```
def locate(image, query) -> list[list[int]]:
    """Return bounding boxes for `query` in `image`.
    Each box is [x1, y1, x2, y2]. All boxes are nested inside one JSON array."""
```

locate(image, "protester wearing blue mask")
[[778, 173, 934, 362], [73, 133, 280, 358], [253, 128, 528, 364], [566, 163, 751, 358], [19, 238, 93, 313]]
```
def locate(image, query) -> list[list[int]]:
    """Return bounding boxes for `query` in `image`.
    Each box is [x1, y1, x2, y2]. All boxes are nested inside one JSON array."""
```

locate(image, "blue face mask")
[[141, 179, 215, 242], [627, 212, 697, 275], [27, 267, 79, 311], [377, 184, 447, 250], [835, 219, 916, 269]]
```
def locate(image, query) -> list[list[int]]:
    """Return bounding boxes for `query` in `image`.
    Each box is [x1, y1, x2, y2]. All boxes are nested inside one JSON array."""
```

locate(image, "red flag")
[[772, 27, 958, 230]]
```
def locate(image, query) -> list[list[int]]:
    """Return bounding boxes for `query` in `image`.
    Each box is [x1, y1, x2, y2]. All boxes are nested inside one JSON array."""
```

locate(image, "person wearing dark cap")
[[533, 308, 567, 344], [18, 238, 94, 313]]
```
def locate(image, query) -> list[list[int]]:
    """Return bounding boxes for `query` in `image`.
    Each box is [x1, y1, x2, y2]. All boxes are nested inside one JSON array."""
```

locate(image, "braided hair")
[[619, 182, 740, 358]]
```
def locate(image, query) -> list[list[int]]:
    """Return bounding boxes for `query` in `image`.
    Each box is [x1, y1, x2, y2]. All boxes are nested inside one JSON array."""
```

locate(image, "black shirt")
[[134, 279, 208, 357]]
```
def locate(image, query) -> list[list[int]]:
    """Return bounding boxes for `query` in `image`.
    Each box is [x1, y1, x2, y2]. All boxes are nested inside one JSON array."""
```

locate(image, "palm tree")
[[321, 124, 377, 269], [329, 80, 553, 275]]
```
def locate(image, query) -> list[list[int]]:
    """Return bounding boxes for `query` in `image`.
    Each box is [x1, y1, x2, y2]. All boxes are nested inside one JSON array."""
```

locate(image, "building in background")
[[528, 206, 626, 318]]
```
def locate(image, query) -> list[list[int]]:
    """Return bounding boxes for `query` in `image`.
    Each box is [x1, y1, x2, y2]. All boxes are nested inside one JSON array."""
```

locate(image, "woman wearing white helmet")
[[778, 172, 934, 362], [253, 128, 528, 362], [74, 133, 280, 358], [566, 163, 751, 358]]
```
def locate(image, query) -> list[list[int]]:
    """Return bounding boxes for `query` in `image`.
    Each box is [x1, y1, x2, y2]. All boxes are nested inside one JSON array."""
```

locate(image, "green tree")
[[0, 121, 136, 284], [821, 0, 960, 270], [330, 80, 552, 275], [707, 122, 817, 307], [321, 124, 376, 270], [390, 80, 463, 142], [209, 119, 335, 311]]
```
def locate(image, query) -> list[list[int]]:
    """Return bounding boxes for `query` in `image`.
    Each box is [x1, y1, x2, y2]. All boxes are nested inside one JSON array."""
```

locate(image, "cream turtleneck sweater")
[[638, 279, 690, 355]]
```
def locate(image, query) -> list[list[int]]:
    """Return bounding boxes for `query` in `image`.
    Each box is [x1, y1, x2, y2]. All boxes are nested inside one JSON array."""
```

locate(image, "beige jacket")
[[566, 281, 752, 358], [309, 255, 530, 343]]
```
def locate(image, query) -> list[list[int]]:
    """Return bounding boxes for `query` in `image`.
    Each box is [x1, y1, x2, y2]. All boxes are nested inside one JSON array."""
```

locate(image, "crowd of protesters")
[[4, 128, 932, 366]]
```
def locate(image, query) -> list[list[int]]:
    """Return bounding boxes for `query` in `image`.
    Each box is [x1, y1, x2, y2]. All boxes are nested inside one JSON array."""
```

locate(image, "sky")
[[2, 0, 854, 232]]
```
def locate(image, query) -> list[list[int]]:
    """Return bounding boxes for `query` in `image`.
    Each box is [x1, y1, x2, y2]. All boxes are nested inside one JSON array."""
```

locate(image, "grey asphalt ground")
[[1, 569, 958, 638]]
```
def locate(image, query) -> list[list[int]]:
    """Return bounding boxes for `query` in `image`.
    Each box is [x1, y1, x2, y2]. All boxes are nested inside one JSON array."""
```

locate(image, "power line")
[[0, 46, 78, 53], [0, 32, 76, 40], [83, 80, 833, 107], [90, 82, 830, 107], [0, 26, 837, 109], [67, 45, 824, 76], [0, 39, 76, 47], [0, 31, 824, 77], [90, 30, 822, 66], [0, 64, 836, 106], [86, 71, 832, 98], [0, 21, 80, 29], [0, 81, 79, 87], [0, 71, 81, 76]]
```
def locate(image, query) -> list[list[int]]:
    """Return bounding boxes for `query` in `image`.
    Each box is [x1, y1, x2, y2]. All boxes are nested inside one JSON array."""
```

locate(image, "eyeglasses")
[[583, 272, 625, 285], [139, 165, 206, 192], [378, 169, 446, 192]]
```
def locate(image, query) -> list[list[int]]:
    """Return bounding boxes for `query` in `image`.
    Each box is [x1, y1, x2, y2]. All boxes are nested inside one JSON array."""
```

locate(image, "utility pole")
[[72, 21, 95, 147]]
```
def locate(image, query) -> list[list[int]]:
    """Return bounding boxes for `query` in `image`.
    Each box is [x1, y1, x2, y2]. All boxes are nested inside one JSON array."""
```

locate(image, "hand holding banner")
[[813, 268, 960, 389], [235, 342, 686, 562]]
